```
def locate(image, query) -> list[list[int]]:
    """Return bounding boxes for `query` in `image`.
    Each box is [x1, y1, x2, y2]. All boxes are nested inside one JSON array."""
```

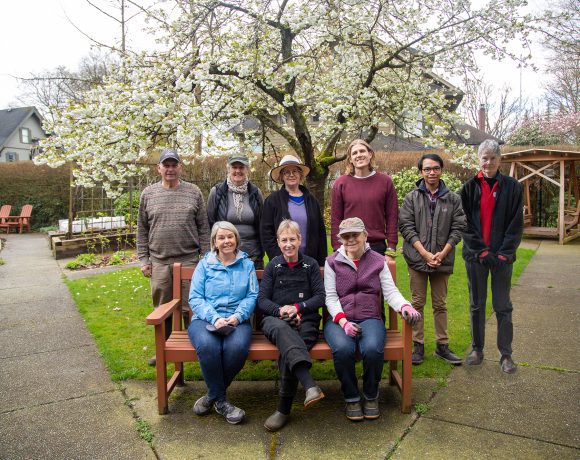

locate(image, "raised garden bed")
[[50, 230, 136, 260]]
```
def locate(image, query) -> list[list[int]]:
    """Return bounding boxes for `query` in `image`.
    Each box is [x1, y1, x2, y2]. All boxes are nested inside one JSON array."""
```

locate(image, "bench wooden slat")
[[147, 261, 412, 415]]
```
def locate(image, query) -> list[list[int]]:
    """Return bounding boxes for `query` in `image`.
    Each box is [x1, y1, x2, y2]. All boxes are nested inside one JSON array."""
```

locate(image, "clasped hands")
[[422, 251, 443, 268], [214, 316, 239, 329], [479, 250, 508, 267], [279, 305, 301, 328]]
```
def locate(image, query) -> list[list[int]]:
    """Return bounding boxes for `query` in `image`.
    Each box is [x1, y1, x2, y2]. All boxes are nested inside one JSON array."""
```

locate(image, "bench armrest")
[[146, 298, 181, 325]]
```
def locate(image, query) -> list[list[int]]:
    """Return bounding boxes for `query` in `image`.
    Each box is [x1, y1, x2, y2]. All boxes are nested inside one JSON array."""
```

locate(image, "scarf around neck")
[[227, 176, 248, 221]]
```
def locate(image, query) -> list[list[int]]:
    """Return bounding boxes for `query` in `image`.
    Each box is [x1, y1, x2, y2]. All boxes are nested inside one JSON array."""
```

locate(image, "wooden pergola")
[[501, 148, 580, 244]]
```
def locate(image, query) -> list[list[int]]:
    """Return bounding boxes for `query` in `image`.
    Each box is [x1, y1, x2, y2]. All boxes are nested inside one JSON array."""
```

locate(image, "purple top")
[[288, 197, 308, 253]]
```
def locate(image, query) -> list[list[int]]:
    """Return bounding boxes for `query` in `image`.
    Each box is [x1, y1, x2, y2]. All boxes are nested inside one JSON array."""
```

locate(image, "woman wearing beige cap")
[[324, 217, 420, 421], [260, 154, 327, 265]]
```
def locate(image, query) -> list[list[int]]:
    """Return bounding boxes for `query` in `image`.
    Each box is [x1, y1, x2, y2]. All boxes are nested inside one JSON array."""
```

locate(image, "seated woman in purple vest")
[[323, 217, 420, 421]]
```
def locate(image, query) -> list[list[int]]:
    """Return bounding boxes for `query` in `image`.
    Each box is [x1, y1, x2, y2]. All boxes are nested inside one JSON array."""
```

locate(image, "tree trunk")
[[305, 170, 329, 213]]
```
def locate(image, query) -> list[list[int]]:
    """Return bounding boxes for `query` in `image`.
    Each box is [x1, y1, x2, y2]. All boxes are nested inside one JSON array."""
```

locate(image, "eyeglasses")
[[422, 166, 442, 173], [282, 169, 301, 177]]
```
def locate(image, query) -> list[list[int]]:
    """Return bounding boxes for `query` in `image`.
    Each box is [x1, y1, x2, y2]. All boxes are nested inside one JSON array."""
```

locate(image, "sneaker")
[[214, 400, 245, 424], [465, 350, 484, 366], [304, 386, 325, 408], [412, 341, 424, 365], [363, 399, 380, 420], [500, 355, 517, 374], [345, 402, 364, 421], [193, 395, 213, 416], [434, 344, 463, 365]]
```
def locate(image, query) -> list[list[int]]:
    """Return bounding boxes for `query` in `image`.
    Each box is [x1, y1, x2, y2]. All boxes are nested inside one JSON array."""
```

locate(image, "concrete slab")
[[484, 320, 579, 371], [511, 285, 580, 308], [0, 391, 155, 460], [0, 347, 116, 412], [426, 365, 580, 448], [125, 378, 436, 460], [393, 417, 579, 459], [0, 283, 75, 305], [0, 315, 95, 359], [0, 300, 78, 325]]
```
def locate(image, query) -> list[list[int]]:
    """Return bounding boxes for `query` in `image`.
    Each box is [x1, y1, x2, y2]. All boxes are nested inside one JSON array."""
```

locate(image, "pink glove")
[[342, 321, 361, 337], [401, 305, 421, 326]]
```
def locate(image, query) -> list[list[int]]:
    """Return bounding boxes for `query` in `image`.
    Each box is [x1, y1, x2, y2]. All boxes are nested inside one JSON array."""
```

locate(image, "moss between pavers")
[[125, 378, 437, 459]]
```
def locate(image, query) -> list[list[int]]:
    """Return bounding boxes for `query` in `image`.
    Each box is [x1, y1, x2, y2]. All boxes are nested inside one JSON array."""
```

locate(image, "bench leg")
[[401, 321, 413, 413], [175, 362, 185, 387], [389, 360, 397, 385], [155, 325, 169, 415]]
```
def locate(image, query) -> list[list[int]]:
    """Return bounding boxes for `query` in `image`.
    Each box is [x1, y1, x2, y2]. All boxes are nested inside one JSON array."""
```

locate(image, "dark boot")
[[412, 341, 424, 365], [500, 355, 517, 374], [465, 350, 484, 366], [434, 343, 463, 365]]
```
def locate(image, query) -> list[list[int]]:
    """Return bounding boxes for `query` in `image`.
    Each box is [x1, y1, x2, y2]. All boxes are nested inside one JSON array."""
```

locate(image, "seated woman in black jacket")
[[257, 219, 326, 431]]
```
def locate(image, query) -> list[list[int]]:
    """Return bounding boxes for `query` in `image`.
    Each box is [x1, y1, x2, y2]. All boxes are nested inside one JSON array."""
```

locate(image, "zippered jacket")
[[399, 179, 466, 273], [460, 172, 523, 262], [188, 250, 258, 325]]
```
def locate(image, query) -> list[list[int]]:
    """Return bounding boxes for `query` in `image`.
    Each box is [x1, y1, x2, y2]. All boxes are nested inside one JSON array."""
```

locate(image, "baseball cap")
[[338, 217, 366, 236], [159, 149, 181, 163], [227, 155, 250, 166]]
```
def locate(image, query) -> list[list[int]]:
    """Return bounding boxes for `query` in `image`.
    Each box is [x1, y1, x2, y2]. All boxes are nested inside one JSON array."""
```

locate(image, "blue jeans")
[[188, 319, 252, 402], [323, 319, 386, 402]]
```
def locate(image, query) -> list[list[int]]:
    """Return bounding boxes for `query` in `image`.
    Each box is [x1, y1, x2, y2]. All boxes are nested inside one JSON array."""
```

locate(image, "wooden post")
[[559, 160, 565, 244], [67, 164, 74, 239]]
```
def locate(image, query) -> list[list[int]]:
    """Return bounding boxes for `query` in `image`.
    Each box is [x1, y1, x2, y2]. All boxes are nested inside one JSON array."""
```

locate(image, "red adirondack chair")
[[0, 204, 33, 234], [0, 205, 11, 225]]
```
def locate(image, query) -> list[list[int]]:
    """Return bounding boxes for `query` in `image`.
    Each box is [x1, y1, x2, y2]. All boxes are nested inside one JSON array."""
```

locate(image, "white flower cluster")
[[35, 0, 539, 193]]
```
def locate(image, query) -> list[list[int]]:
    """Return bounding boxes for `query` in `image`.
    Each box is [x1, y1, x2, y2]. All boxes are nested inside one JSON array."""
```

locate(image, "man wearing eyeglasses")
[[460, 140, 523, 374], [399, 153, 466, 366]]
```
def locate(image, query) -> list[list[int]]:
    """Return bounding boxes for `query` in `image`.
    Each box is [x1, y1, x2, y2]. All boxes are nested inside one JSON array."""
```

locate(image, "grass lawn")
[[67, 240, 535, 383]]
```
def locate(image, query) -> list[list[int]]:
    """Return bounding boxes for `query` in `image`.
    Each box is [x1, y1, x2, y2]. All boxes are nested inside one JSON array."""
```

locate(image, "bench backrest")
[[171, 259, 400, 333]]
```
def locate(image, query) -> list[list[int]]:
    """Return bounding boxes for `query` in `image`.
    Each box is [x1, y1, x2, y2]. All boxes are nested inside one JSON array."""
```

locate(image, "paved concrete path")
[[394, 239, 580, 459], [0, 234, 154, 459], [1, 234, 578, 459]]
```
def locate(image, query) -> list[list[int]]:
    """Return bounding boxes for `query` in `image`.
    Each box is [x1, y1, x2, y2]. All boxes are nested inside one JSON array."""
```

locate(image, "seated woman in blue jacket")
[[188, 221, 258, 425], [258, 219, 326, 432]]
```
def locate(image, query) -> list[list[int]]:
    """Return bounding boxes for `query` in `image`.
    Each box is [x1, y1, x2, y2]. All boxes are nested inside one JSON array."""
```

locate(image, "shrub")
[[65, 253, 100, 270], [391, 168, 463, 206]]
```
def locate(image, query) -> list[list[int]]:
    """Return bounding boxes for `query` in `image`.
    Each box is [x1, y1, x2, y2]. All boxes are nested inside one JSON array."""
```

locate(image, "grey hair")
[[276, 219, 301, 238], [210, 221, 241, 253], [478, 139, 501, 158]]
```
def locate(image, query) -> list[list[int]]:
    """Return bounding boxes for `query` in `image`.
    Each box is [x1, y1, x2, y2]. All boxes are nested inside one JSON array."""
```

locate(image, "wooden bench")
[[146, 262, 412, 415]]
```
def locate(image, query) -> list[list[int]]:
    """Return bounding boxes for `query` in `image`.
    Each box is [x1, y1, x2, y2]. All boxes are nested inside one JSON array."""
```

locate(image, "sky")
[[0, 0, 552, 112]]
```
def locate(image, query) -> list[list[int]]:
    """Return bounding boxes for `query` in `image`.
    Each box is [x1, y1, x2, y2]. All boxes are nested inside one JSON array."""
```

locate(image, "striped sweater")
[[137, 181, 210, 265]]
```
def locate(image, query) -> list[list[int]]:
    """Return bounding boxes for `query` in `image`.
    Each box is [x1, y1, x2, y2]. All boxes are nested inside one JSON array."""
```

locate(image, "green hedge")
[[0, 161, 70, 229]]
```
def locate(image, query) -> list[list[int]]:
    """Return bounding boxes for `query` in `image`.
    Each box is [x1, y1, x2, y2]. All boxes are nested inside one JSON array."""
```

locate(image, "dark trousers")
[[261, 315, 320, 398], [465, 260, 514, 356]]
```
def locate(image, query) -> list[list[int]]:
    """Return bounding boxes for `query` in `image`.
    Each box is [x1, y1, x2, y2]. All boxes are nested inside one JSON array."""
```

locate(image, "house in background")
[[0, 106, 47, 162]]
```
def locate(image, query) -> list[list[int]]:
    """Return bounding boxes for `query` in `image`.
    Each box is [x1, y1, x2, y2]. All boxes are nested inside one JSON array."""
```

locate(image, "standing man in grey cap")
[[207, 154, 264, 269], [138, 148, 210, 365]]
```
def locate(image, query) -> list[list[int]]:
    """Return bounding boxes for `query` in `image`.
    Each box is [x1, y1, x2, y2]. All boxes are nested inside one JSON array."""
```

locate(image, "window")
[[20, 128, 31, 144], [6, 152, 18, 162]]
